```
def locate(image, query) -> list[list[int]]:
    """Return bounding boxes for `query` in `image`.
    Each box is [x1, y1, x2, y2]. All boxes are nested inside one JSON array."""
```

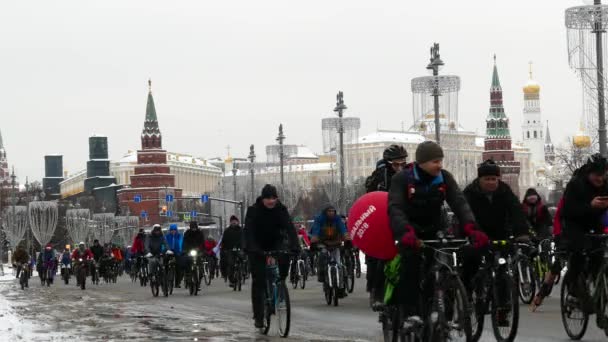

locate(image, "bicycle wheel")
[[324, 282, 333, 305], [490, 272, 519, 342], [150, 275, 159, 297], [291, 262, 298, 290], [277, 282, 291, 337], [355, 253, 362, 279], [204, 263, 212, 286], [299, 261, 306, 290], [517, 259, 535, 305], [167, 266, 174, 295], [382, 306, 401, 342], [469, 273, 489, 342], [261, 289, 272, 335], [560, 271, 589, 340], [446, 276, 473, 342], [161, 270, 168, 297], [191, 268, 199, 296]]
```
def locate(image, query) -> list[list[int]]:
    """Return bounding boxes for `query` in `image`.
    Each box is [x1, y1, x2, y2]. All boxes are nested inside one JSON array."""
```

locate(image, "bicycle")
[[470, 239, 520, 342], [531, 238, 553, 292], [60, 263, 71, 285], [513, 241, 536, 305], [353, 247, 362, 279], [185, 249, 201, 296], [19, 263, 29, 290], [137, 256, 148, 287], [202, 254, 214, 286], [147, 253, 167, 297], [230, 248, 244, 292], [75, 259, 90, 290], [560, 233, 608, 340], [260, 250, 292, 338], [342, 244, 356, 293], [319, 244, 346, 307], [290, 250, 308, 290], [164, 252, 176, 296]]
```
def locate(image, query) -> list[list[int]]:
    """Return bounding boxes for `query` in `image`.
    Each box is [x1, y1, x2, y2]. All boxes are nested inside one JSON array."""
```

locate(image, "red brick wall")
[[137, 151, 167, 164], [131, 174, 175, 188], [134, 165, 170, 175]]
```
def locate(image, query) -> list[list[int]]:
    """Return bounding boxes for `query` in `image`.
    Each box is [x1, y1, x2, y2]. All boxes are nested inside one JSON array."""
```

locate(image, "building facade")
[[483, 56, 521, 195], [521, 64, 545, 170]]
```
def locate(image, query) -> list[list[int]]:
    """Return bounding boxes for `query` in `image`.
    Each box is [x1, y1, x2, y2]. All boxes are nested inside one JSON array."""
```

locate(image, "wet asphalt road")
[[2, 272, 608, 341]]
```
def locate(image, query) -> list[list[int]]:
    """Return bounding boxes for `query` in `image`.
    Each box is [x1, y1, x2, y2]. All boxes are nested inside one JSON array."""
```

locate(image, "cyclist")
[[72, 242, 94, 286], [365, 144, 409, 309], [13, 246, 29, 279], [90, 239, 104, 263], [522, 188, 552, 240], [183, 221, 206, 290], [554, 154, 608, 311], [204, 237, 218, 278], [388, 141, 488, 319], [463, 159, 529, 325], [131, 229, 147, 276], [60, 248, 72, 279], [311, 206, 347, 287], [244, 184, 300, 329], [222, 215, 243, 287], [145, 224, 169, 279], [41, 244, 57, 284], [165, 224, 183, 287]]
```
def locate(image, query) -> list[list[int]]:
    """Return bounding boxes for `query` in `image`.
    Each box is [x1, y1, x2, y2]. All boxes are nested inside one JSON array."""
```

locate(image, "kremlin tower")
[[521, 62, 545, 167], [0, 130, 10, 188], [117, 81, 182, 226], [483, 55, 521, 195]]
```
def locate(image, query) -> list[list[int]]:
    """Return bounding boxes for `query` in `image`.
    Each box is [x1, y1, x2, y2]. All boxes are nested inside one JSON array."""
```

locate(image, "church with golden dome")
[[521, 62, 546, 168]]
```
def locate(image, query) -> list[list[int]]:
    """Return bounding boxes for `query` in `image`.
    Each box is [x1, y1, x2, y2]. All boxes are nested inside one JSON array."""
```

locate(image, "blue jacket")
[[165, 232, 183, 254], [60, 253, 71, 265], [311, 208, 347, 242]]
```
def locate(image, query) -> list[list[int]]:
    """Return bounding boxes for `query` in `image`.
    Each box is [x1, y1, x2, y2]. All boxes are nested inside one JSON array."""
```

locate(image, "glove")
[[400, 225, 419, 250], [469, 230, 489, 249], [145, 253, 153, 258]]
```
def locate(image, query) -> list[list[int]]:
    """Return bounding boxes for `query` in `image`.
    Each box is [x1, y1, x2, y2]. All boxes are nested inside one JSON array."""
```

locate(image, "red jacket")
[[132, 235, 145, 254], [553, 197, 564, 237], [111, 248, 123, 261], [72, 248, 93, 261], [204, 240, 217, 256], [298, 228, 311, 247]]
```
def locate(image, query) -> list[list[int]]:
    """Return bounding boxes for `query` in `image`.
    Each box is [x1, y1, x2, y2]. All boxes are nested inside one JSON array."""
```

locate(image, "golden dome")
[[573, 123, 591, 149], [224, 155, 234, 163], [523, 62, 540, 94]]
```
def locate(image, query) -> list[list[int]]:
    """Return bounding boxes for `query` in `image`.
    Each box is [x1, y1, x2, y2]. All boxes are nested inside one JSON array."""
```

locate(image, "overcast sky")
[[0, 0, 586, 182]]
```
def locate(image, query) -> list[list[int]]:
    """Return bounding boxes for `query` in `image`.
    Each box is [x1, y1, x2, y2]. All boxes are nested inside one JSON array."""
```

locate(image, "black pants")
[[249, 253, 289, 321], [174, 254, 185, 286], [366, 255, 386, 302], [395, 248, 434, 313]]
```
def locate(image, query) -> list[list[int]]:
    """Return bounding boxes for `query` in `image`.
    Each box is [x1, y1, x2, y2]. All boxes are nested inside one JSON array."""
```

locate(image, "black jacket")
[[522, 188, 552, 239], [365, 159, 396, 193], [222, 224, 243, 251], [389, 164, 475, 241], [463, 179, 528, 240], [91, 245, 104, 262], [562, 170, 608, 249], [244, 197, 299, 253], [183, 228, 206, 253]]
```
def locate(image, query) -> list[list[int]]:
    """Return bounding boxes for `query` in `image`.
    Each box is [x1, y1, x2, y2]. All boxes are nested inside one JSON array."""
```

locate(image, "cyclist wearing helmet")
[[364, 144, 409, 310]]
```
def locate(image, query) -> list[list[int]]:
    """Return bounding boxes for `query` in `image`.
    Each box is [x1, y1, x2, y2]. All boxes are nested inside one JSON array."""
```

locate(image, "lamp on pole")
[[277, 124, 286, 187], [426, 43, 444, 145], [594, 0, 608, 156], [248, 145, 256, 204], [232, 164, 238, 217], [333, 91, 347, 201]]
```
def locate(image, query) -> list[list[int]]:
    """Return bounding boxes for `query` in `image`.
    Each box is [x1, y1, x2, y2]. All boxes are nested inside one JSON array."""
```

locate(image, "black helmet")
[[383, 145, 408, 162], [586, 153, 608, 174]]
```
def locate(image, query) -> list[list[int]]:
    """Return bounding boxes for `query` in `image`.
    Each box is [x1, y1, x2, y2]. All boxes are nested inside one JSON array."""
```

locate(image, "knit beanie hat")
[[261, 184, 278, 199], [229, 215, 239, 222], [415, 141, 444, 164], [478, 159, 501, 178]]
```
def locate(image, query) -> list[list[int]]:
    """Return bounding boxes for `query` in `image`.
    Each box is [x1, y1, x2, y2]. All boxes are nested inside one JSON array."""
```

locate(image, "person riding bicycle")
[[13, 246, 29, 279], [522, 188, 552, 240], [90, 239, 104, 263], [183, 221, 206, 290], [542, 154, 608, 313], [145, 224, 170, 278], [132, 229, 146, 273], [72, 242, 94, 285], [165, 224, 184, 287], [365, 144, 409, 309], [244, 184, 300, 329], [60, 248, 72, 278], [222, 215, 244, 287], [41, 244, 57, 284], [203, 237, 218, 278], [311, 205, 347, 288], [463, 159, 529, 326], [388, 141, 488, 319]]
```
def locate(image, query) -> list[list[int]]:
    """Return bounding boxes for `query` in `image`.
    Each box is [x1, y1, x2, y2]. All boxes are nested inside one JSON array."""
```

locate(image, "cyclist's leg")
[[278, 254, 290, 281], [399, 249, 425, 316], [226, 252, 235, 284], [249, 254, 266, 324], [317, 249, 328, 282]]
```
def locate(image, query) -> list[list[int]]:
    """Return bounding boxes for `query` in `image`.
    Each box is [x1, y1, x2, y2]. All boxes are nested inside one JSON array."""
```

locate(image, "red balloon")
[[347, 191, 397, 260]]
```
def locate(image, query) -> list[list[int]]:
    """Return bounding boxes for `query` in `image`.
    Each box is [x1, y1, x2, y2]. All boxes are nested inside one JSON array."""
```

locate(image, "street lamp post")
[[232, 165, 238, 217], [277, 124, 286, 187], [333, 91, 347, 201], [426, 43, 445, 145], [248, 145, 256, 204], [594, 0, 608, 156]]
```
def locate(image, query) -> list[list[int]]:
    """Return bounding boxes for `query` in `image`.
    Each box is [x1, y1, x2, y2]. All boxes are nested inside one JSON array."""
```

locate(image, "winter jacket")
[[145, 231, 169, 256], [131, 234, 146, 254], [463, 179, 528, 240], [553, 197, 564, 237], [365, 159, 397, 193], [298, 228, 311, 248], [91, 245, 104, 262], [111, 248, 123, 261], [165, 232, 183, 254], [244, 197, 300, 253], [42, 249, 56, 264], [60, 253, 71, 265], [522, 188, 552, 239], [389, 164, 475, 241], [183, 228, 206, 253], [221, 224, 243, 251], [204, 240, 217, 256], [72, 248, 94, 261], [13, 249, 28, 264], [311, 207, 347, 244], [562, 170, 608, 249]]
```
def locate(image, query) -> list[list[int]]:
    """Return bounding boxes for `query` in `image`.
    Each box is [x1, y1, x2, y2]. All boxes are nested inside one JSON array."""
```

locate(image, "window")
[[527, 131, 530, 139], [534, 131, 537, 138]]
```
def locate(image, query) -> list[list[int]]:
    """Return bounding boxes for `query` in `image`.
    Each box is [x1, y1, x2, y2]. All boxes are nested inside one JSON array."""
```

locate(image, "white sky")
[[0, 0, 586, 181]]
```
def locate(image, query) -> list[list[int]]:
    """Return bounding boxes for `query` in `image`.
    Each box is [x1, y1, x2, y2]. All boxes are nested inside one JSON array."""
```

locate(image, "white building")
[[60, 150, 222, 198], [521, 64, 545, 171]]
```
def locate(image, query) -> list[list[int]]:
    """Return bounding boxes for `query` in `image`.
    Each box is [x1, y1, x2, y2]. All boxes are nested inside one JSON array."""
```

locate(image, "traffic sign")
[[165, 194, 174, 203], [134, 195, 142, 203], [140, 210, 147, 218], [201, 194, 209, 203], [191, 210, 198, 218], [167, 210, 173, 217]]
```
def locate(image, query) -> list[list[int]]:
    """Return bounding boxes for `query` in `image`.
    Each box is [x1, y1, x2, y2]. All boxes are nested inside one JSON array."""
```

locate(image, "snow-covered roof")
[[288, 146, 318, 159], [475, 137, 485, 148], [224, 162, 335, 177], [358, 131, 425, 145]]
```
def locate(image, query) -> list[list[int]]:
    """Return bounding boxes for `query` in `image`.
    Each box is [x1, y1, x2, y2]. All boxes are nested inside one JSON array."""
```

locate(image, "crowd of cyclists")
[[10, 139, 608, 341]]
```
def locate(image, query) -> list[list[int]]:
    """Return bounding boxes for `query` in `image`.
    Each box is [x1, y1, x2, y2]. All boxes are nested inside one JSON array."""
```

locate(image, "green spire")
[[491, 54, 501, 90], [142, 79, 161, 137]]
